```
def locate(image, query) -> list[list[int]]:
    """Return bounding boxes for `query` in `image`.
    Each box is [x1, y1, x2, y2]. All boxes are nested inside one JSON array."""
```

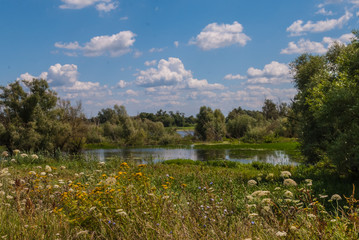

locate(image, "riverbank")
[[0, 154, 358, 239]]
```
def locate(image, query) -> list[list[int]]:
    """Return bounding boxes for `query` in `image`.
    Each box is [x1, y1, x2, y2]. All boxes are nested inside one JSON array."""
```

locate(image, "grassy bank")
[[0, 154, 358, 239]]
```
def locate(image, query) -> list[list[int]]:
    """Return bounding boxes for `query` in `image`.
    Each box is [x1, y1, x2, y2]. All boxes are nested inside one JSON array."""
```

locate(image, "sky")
[[0, 0, 358, 117]]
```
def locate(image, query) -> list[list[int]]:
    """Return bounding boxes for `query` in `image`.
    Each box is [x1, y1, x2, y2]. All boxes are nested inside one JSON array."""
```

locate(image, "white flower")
[[10, 159, 16, 163], [283, 179, 297, 186], [1, 151, 9, 157], [40, 172, 46, 176], [53, 185, 60, 189], [45, 165, 52, 173], [284, 190, 294, 198], [251, 190, 270, 198], [0, 191, 5, 196], [31, 154, 38, 159], [276, 231, 287, 237], [280, 171, 291, 178], [247, 179, 257, 186], [290, 225, 297, 231], [305, 179, 312, 186], [105, 177, 116, 185], [319, 194, 328, 198], [28, 171, 36, 175], [331, 194, 342, 201], [261, 198, 271, 205], [60, 166, 66, 170], [20, 153, 28, 158], [6, 195, 13, 200], [98, 162, 106, 166]]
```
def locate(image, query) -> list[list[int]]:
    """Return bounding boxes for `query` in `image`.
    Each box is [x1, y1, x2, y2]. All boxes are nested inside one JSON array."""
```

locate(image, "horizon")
[[1, 0, 358, 116]]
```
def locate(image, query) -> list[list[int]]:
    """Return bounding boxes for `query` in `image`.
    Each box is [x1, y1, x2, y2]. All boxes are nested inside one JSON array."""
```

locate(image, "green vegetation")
[[1, 154, 359, 239], [292, 31, 359, 174]]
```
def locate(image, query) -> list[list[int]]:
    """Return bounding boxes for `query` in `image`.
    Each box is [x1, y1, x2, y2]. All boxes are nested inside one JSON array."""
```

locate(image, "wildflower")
[[13, 149, 20, 155], [274, 187, 281, 191], [246, 204, 256, 209], [247, 179, 257, 186], [6, 195, 13, 200], [251, 190, 270, 198], [162, 195, 170, 199], [284, 190, 294, 198], [319, 194, 328, 199], [280, 171, 291, 178], [45, 165, 52, 173], [20, 153, 28, 158], [60, 166, 66, 170], [40, 172, 46, 176], [31, 154, 38, 159], [53, 185, 60, 189], [261, 198, 271, 205], [249, 213, 258, 217], [0, 183, 2, 187], [305, 179, 312, 186], [261, 206, 271, 214], [0, 191, 5, 196], [98, 162, 106, 166], [331, 194, 342, 201], [283, 179, 297, 186], [276, 231, 287, 237], [1, 151, 8, 157], [105, 177, 116, 185], [10, 159, 16, 163], [307, 213, 316, 219], [181, 183, 187, 188], [28, 171, 36, 175]]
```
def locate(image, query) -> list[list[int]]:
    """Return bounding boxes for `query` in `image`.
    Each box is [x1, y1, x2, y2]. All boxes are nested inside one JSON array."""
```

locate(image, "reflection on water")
[[85, 147, 298, 165]]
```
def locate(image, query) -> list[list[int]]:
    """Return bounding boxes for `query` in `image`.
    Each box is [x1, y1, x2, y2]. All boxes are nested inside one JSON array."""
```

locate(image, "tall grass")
[[0, 153, 358, 239]]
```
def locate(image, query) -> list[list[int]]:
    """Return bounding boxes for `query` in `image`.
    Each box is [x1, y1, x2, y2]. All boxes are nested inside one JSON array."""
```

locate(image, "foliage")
[[195, 106, 226, 141], [291, 32, 359, 173]]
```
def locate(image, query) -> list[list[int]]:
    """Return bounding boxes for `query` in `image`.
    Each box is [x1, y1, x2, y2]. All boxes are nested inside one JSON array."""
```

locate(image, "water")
[[176, 130, 194, 137], [85, 147, 298, 165]]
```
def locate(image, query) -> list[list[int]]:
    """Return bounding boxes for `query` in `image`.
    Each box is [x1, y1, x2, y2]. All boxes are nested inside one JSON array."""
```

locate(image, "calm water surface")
[[85, 146, 298, 165]]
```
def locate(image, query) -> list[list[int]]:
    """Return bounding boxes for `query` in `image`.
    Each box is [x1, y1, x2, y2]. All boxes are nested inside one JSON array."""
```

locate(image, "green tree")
[[292, 32, 359, 173]]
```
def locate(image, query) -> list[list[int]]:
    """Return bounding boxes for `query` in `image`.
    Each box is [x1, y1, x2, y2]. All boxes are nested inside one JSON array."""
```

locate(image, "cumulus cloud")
[[60, 0, 118, 12], [144, 60, 157, 66], [174, 41, 179, 47], [224, 74, 246, 80], [125, 89, 138, 96], [246, 61, 291, 84], [287, 11, 352, 36], [281, 33, 354, 54], [116, 80, 127, 88], [18, 63, 101, 92], [281, 39, 328, 54], [189, 21, 251, 50], [136, 57, 224, 90], [55, 31, 136, 57]]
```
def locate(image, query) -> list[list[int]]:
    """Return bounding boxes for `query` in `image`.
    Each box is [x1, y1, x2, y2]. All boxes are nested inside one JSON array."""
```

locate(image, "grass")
[[1, 152, 359, 239]]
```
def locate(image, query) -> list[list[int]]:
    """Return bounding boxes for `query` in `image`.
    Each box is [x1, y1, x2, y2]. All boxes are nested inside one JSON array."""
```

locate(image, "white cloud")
[[133, 50, 142, 58], [18, 63, 101, 92], [136, 57, 224, 90], [60, 0, 118, 12], [246, 61, 291, 84], [120, 16, 128, 21], [149, 48, 164, 53], [281, 39, 328, 54], [316, 8, 334, 15], [287, 11, 352, 36], [95, 2, 118, 12], [125, 89, 138, 96], [174, 41, 179, 47], [144, 60, 157, 66], [224, 74, 246, 80], [55, 31, 136, 57], [281, 33, 354, 54], [116, 80, 127, 88], [189, 21, 251, 50]]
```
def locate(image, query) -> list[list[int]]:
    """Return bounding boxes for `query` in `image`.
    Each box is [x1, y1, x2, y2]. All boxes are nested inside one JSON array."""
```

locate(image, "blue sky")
[[0, 0, 358, 116]]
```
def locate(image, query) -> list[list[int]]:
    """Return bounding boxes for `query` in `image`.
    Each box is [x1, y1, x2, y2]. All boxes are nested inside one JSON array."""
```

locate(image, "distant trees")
[[291, 32, 359, 173], [0, 79, 87, 153], [195, 106, 226, 141]]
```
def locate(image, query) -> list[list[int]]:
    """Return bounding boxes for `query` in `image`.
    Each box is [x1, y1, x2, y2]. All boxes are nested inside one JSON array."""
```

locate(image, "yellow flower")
[[162, 184, 168, 189]]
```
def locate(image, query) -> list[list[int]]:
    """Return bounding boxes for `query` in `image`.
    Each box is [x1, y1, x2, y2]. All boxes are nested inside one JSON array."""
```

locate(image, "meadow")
[[0, 151, 359, 239]]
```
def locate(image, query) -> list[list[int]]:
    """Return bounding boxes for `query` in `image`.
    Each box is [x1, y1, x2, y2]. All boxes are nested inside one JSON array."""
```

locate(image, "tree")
[[262, 99, 279, 120], [195, 106, 214, 141], [291, 32, 359, 173]]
